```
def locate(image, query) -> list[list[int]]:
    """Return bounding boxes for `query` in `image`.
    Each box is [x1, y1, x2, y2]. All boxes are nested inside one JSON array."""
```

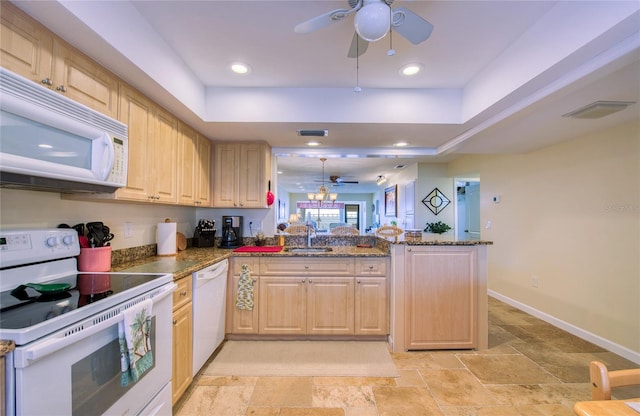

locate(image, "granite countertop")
[[111, 234, 491, 281], [112, 245, 389, 280]]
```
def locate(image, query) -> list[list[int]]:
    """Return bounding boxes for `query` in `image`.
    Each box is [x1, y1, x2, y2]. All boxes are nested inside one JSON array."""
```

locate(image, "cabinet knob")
[[408, 248, 412, 252], [180, 290, 187, 296], [172, 320, 177, 325], [252, 278, 257, 284], [301, 279, 306, 283], [368, 265, 374, 269], [56, 85, 67, 93], [41, 78, 53, 86], [357, 279, 361, 284], [304, 265, 309, 269], [308, 279, 313, 284]]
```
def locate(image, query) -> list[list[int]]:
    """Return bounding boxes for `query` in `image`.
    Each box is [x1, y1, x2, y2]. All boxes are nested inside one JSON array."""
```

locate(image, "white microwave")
[[0, 68, 128, 193]]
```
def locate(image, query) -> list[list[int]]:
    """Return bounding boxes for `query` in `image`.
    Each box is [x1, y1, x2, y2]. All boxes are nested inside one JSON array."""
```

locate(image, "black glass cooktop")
[[0, 272, 166, 330]]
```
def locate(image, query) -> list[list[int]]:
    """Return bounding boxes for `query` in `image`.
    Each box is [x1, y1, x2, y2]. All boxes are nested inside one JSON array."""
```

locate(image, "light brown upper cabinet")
[[213, 142, 271, 208], [1, 2, 118, 118], [178, 124, 212, 206]]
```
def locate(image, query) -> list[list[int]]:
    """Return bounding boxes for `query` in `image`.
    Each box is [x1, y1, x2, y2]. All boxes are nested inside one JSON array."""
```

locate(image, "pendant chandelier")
[[308, 158, 338, 204]]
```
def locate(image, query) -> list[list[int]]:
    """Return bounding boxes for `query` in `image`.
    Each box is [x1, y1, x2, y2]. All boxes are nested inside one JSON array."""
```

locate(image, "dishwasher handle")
[[194, 259, 229, 281]]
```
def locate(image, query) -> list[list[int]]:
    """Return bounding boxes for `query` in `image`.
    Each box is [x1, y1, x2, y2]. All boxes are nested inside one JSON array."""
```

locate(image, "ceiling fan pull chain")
[[355, 37, 362, 92], [388, 6, 395, 56]]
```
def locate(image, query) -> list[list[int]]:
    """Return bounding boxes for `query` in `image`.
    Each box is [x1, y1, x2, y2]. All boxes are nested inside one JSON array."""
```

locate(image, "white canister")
[[157, 220, 177, 256]]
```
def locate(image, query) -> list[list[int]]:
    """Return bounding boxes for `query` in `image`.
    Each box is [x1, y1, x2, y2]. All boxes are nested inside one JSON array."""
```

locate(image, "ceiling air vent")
[[297, 129, 328, 137], [562, 101, 635, 119]]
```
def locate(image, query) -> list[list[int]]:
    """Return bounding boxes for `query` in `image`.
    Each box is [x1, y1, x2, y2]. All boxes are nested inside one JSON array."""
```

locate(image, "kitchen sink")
[[283, 247, 333, 253]]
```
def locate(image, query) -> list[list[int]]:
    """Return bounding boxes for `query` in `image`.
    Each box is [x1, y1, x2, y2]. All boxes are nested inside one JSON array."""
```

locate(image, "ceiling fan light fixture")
[[354, 2, 391, 42]]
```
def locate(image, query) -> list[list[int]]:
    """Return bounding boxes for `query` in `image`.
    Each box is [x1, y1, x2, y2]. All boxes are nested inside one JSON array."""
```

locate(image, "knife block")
[[193, 228, 216, 248]]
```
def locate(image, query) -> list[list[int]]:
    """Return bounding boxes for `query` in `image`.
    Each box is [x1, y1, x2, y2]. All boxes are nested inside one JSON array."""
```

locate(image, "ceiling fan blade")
[[347, 32, 369, 58], [295, 8, 351, 34], [341, 181, 359, 184], [391, 7, 434, 45]]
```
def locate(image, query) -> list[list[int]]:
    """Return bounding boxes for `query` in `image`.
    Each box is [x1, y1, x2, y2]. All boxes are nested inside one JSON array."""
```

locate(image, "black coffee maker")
[[219, 216, 243, 248]]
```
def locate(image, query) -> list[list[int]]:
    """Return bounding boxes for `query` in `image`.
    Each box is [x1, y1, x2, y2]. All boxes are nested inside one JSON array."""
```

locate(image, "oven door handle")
[[21, 283, 176, 366]]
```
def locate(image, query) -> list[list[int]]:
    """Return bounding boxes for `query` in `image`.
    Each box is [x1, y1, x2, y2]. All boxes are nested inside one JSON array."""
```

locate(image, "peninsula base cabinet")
[[226, 257, 388, 338], [390, 245, 489, 352]]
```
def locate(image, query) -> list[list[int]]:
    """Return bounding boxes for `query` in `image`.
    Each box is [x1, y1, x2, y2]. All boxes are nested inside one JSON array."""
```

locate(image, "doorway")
[[345, 204, 360, 230], [455, 179, 480, 240]]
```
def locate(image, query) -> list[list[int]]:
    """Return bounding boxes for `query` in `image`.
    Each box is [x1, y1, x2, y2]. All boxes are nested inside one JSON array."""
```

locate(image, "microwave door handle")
[[99, 133, 115, 181]]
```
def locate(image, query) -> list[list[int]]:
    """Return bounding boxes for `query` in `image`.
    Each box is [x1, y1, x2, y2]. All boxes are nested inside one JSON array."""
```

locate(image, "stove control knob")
[[62, 235, 75, 246], [46, 236, 58, 247]]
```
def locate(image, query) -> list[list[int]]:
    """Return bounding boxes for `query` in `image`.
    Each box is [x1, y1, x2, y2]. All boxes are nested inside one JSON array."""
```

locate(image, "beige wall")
[[0, 189, 196, 250], [448, 122, 640, 355]]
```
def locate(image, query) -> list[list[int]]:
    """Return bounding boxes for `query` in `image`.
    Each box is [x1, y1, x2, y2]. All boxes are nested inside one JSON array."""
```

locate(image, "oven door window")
[[71, 318, 156, 416]]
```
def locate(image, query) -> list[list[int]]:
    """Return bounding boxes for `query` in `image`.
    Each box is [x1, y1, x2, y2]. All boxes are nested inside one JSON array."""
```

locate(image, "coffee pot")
[[219, 216, 243, 248]]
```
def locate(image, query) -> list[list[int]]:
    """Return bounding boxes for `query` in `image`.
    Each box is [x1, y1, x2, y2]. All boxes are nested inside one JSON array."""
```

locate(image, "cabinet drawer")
[[355, 258, 388, 276], [172, 277, 192, 311], [260, 257, 354, 276], [231, 257, 259, 275]]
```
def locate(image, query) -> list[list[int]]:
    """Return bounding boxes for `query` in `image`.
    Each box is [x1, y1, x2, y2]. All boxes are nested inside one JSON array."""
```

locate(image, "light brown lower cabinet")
[[227, 257, 388, 337], [171, 277, 193, 405], [405, 246, 477, 349]]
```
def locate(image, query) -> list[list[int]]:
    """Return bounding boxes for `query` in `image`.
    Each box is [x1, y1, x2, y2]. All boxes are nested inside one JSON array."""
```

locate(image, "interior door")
[[344, 204, 360, 230]]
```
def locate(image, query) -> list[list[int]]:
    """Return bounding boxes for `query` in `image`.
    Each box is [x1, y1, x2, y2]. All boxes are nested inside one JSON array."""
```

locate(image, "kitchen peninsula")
[[113, 234, 491, 352]]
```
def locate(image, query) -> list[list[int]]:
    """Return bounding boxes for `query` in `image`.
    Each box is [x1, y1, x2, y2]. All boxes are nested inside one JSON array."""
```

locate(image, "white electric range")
[[0, 228, 176, 416]]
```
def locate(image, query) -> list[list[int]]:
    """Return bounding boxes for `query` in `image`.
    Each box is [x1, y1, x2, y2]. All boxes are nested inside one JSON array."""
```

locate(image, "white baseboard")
[[489, 290, 640, 365]]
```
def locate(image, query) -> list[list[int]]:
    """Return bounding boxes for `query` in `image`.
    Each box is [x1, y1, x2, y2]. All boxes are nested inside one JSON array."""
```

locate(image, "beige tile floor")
[[174, 297, 640, 415]]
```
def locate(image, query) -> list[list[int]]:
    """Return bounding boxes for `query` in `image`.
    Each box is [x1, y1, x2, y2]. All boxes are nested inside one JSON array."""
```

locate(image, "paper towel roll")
[[157, 221, 177, 256]]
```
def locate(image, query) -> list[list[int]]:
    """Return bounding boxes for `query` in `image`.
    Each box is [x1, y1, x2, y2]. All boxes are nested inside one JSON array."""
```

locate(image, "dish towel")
[[236, 264, 254, 310], [118, 298, 154, 386]]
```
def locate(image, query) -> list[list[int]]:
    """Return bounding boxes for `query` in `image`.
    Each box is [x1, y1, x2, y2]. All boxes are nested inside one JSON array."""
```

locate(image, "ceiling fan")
[[330, 175, 359, 186], [314, 175, 360, 186], [294, 0, 434, 58]]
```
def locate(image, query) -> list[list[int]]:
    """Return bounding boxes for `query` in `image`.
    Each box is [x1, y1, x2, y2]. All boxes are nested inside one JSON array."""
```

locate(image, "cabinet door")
[[116, 83, 154, 202], [355, 277, 388, 335], [212, 143, 239, 207], [178, 123, 197, 205], [258, 276, 306, 335], [405, 247, 477, 349], [0, 2, 53, 84], [238, 143, 265, 208], [51, 38, 119, 118], [152, 107, 178, 204], [227, 258, 259, 333], [172, 302, 193, 405], [195, 134, 212, 206], [230, 275, 259, 334], [307, 277, 354, 335]]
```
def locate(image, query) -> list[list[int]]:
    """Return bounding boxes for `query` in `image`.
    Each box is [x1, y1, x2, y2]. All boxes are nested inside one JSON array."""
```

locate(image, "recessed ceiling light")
[[393, 141, 408, 147], [400, 63, 423, 77], [230, 62, 252, 74], [306, 141, 322, 146]]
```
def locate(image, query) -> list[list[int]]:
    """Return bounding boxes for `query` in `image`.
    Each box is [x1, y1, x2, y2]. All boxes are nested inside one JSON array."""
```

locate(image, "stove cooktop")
[[0, 271, 172, 345]]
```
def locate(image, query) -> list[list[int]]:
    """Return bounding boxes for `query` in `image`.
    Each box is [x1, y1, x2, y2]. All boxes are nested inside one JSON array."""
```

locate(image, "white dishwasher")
[[192, 258, 229, 376]]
